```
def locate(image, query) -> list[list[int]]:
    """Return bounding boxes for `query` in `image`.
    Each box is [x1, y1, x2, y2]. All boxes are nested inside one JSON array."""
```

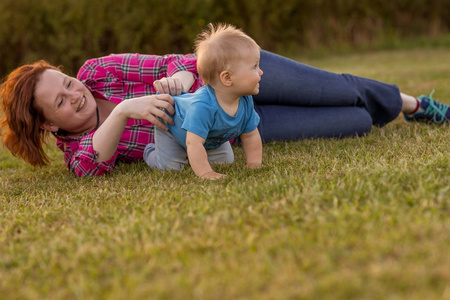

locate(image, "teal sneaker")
[[404, 92, 449, 124]]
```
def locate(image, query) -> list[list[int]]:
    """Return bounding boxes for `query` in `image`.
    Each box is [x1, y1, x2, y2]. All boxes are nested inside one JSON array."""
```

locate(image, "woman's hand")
[[92, 94, 175, 163], [120, 94, 175, 130]]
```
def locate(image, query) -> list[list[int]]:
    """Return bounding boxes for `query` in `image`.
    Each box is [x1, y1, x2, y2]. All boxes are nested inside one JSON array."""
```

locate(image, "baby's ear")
[[219, 70, 233, 87]]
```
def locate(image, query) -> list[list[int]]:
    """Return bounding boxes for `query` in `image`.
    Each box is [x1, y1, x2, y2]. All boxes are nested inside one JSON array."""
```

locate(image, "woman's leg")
[[255, 50, 402, 127], [401, 93, 419, 113], [254, 105, 373, 141]]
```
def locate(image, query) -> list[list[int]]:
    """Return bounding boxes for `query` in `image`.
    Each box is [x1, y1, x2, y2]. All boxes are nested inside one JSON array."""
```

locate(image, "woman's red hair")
[[0, 60, 60, 166]]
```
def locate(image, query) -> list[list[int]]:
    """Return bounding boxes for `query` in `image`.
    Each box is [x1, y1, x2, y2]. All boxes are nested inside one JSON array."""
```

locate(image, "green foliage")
[[0, 48, 449, 299], [1, 0, 450, 76]]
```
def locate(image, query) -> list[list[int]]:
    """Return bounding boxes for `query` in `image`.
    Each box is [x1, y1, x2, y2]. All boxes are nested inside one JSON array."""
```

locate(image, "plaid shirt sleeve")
[[57, 133, 118, 177], [78, 53, 203, 100]]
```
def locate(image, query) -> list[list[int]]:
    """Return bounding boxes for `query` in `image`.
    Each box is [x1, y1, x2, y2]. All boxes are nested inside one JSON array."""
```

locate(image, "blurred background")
[[1, 0, 450, 77]]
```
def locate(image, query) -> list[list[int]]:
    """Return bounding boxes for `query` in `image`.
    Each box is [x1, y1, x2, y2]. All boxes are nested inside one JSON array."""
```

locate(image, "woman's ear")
[[219, 70, 233, 87], [40, 121, 59, 133]]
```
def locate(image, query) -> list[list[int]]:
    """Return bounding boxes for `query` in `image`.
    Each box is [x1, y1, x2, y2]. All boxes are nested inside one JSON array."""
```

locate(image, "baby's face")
[[229, 47, 263, 96]]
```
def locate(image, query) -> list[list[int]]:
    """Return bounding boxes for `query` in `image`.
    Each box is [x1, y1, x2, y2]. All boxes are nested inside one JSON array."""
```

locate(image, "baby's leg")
[[207, 142, 234, 165], [144, 127, 188, 172]]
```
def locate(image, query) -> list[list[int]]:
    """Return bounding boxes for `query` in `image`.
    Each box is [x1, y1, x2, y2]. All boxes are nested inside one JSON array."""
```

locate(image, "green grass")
[[1, 47, 449, 300]]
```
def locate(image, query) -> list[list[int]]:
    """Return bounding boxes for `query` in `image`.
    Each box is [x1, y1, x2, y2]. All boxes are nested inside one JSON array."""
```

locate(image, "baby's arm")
[[186, 131, 227, 179], [240, 128, 262, 169]]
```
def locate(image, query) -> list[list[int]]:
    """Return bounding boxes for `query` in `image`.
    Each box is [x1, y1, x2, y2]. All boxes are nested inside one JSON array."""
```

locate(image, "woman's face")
[[34, 69, 98, 135]]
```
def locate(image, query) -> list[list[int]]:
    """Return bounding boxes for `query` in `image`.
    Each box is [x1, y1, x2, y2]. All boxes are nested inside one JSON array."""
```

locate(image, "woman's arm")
[[93, 94, 175, 163], [78, 53, 201, 99]]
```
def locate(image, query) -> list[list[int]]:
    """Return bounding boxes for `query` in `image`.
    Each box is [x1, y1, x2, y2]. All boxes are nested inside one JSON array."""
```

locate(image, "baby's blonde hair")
[[194, 23, 260, 85]]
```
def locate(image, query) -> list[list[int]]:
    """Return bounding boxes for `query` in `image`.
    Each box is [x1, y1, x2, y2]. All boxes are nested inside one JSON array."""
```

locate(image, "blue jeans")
[[253, 50, 403, 141]]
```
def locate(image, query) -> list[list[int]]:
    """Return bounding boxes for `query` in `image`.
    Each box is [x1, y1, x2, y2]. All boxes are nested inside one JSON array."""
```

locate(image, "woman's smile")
[[77, 96, 86, 112]]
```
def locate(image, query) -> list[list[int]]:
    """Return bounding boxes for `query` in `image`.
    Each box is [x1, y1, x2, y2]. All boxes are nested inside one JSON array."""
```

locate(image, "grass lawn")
[[1, 47, 449, 300]]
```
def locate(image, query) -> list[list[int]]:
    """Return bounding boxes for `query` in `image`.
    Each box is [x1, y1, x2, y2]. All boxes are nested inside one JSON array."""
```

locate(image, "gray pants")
[[144, 127, 234, 172]]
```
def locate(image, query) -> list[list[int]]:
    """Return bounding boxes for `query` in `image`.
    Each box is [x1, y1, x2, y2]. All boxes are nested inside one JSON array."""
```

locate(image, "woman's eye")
[[67, 80, 72, 88], [58, 98, 64, 108]]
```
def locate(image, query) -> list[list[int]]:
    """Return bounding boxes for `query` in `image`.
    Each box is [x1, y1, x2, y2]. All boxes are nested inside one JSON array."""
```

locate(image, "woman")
[[1, 48, 449, 177]]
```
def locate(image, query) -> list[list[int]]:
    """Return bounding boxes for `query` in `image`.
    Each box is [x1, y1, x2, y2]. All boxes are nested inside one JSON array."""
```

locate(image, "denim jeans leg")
[[254, 105, 373, 141], [253, 50, 402, 140]]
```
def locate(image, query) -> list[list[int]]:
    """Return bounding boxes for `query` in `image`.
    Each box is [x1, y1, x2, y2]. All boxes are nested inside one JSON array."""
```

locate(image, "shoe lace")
[[422, 91, 449, 124]]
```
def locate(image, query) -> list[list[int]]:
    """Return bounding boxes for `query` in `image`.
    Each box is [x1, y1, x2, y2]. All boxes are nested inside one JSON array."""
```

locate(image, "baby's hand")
[[246, 162, 262, 169], [153, 77, 184, 95], [200, 171, 227, 180]]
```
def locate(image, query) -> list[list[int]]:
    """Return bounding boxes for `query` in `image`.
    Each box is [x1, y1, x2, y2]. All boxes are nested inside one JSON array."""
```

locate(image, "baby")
[[144, 23, 263, 179]]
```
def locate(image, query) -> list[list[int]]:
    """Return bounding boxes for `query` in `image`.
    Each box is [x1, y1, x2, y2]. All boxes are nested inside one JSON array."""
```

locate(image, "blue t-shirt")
[[168, 85, 260, 150]]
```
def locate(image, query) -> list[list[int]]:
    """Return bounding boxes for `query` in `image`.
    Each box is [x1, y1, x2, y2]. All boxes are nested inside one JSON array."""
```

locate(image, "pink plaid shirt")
[[55, 53, 203, 177]]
